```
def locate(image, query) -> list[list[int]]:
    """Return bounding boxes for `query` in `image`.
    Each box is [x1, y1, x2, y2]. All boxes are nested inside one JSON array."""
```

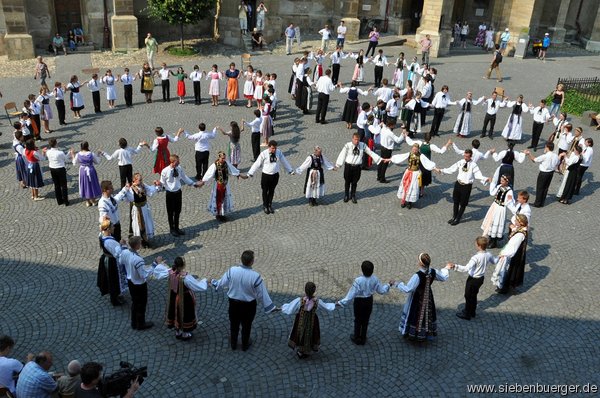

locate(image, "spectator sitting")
[[15, 351, 59, 398], [52, 33, 67, 56], [68, 30, 77, 52], [74, 27, 84, 44], [57, 360, 82, 397], [0, 335, 34, 396], [251, 28, 265, 50], [74, 362, 139, 398]]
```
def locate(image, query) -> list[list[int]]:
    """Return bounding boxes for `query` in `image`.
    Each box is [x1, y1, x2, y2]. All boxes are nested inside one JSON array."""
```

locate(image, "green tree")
[[146, 0, 217, 49]]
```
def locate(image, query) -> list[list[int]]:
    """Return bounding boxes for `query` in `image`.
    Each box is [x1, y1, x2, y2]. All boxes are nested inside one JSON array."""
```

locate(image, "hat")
[[544, 32, 549, 36], [505, 28, 509, 31]]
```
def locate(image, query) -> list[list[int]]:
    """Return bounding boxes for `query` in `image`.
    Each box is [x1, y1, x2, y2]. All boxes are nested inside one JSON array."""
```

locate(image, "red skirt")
[[177, 80, 186, 97]]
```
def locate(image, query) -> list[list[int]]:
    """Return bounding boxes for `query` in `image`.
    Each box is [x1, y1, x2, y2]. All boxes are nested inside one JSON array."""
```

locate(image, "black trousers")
[[464, 276, 484, 318], [357, 128, 370, 168], [481, 113, 496, 137], [107, 258, 121, 305], [260, 172, 279, 207], [343, 163, 362, 197], [161, 80, 170, 101], [119, 164, 133, 188], [531, 121, 544, 149], [92, 91, 101, 112], [452, 182, 472, 221], [374, 66, 383, 87], [332, 64, 341, 85], [112, 223, 122, 242], [251, 133, 261, 160], [366, 41, 378, 57], [353, 296, 373, 344], [195, 150, 210, 179], [193, 81, 201, 104], [50, 167, 68, 205], [124, 84, 133, 107], [165, 189, 182, 230], [128, 280, 148, 329], [534, 171, 554, 206], [377, 147, 392, 181], [316, 93, 330, 122], [574, 165, 588, 195], [55, 99, 66, 124], [228, 298, 257, 348], [430, 108, 445, 136]]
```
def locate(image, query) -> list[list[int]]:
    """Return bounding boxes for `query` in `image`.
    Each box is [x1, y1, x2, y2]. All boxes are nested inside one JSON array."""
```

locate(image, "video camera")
[[99, 361, 147, 397]]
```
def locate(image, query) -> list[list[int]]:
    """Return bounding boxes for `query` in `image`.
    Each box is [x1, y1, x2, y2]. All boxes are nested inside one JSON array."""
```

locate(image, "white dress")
[[491, 230, 526, 289], [131, 183, 160, 239], [202, 161, 240, 216], [392, 58, 407, 89], [453, 97, 483, 136], [253, 76, 264, 101], [295, 154, 335, 199], [102, 76, 117, 100], [481, 184, 514, 238], [243, 71, 255, 98], [67, 82, 85, 109], [501, 102, 530, 140], [391, 152, 436, 203]]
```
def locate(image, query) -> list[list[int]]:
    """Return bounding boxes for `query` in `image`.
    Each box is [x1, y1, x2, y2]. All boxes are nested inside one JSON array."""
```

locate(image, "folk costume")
[[151, 133, 179, 174], [295, 152, 335, 203], [556, 151, 581, 202], [225, 68, 240, 101], [481, 182, 514, 242], [282, 296, 336, 357], [340, 87, 367, 125], [491, 226, 528, 293], [391, 149, 436, 207], [24, 148, 45, 189], [97, 234, 127, 306], [501, 101, 530, 141], [491, 149, 526, 188], [453, 97, 483, 136], [351, 53, 365, 83], [202, 159, 241, 218], [67, 81, 85, 111], [131, 183, 161, 245], [73, 151, 101, 200]]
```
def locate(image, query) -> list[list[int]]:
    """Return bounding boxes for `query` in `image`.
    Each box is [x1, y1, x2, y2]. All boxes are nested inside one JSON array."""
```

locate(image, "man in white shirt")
[[98, 180, 133, 241], [318, 25, 332, 51], [480, 91, 506, 139], [574, 137, 593, 196], [528, 99, 552, 151], [248, 140, 294, 214], [429, 85, 452, 136], [189, 65, 203, 105], [46, 138, 70, 206], [315, 69, 338, 124], [369, 120, 404, 183], [337, 21, 347, 48], [436, 150, 491, 225], [212, 250, 278, 351], [243, 109, 263, 160], [159, 154, 204, 236], [370, 49, 389, 88], [120, 68, 135, 107], [158, 63, 174, 102], [101, 138, 145, 187], [87, 73, 101, 113], [185, 123, 217, 179], [330, 47, 349, 85], [121, 236, 158, 330], [524, 142, 559, 207]]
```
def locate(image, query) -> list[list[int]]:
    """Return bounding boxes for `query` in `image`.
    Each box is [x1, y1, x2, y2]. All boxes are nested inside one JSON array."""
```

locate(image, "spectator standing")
[[144, 33, 158, 70], [34, 56, 51, 86], [337, 21, 347, 48], [285, 23, 296, 55], [239, 1, 248, 35], [366, 27, 380, 57], [539, 32, 551, 61], [420, 34, 432, 65], [318, 25, 333, 51], [256, 2, 268, 31], [500, 28, 510, 54]]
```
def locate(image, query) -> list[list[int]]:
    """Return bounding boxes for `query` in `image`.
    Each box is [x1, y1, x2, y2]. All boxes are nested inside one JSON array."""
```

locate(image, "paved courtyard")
[[1, 41, 599, 397]]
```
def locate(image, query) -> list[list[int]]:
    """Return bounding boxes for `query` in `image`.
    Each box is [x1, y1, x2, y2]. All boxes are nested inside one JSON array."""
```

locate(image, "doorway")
[[54, 0, 82, 35]]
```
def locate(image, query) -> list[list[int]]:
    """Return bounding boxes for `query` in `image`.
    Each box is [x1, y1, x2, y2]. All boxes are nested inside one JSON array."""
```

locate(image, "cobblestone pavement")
[[1, 44, 599, 397]]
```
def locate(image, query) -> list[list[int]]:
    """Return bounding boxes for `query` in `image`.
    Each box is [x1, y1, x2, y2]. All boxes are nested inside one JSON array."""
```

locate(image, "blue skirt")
[[26, 162, 44, 188], [16, 155, 27, 183]]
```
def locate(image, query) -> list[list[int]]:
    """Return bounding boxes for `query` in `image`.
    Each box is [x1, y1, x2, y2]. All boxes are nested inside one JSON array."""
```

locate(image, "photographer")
[[75, 362, 139, 398]]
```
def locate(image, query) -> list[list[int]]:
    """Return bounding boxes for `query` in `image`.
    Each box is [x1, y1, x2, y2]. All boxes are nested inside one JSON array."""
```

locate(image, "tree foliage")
[[146, 0, 217, 48]]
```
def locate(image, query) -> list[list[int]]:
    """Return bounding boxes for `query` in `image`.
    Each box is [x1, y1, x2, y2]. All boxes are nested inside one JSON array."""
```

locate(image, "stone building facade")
[[1, 0, 599, 60]]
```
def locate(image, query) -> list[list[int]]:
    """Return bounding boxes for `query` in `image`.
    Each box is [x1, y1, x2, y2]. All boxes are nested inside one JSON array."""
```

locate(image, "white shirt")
[[282, 297, 336, 314], [120, 73, 135, 85], [431, 91, 452, 109], [493, 150, 526, 164], [452, 144, 489, 163], [373, 86, 393, 103], [337, 25, 347, 38], [248, 148, 293, 176], [441, 159, 488, 185], [454, 251, 498, 278], [369, 124, 404, 150], [508, 201, 531, 224], [190, 70, 203, 81], [151, 134, 178, 151], [159, 68, 171, 80], [185, 128, 217, 152], [318, 28, 332, 40], [213, 265, 276, 312], [53, 87, 65, 100], [371, 54, 388, 67], [121, 248, 155, 285], [483, 98, 506, 115], [87, 79, 101, 91], [533, 151, 560, 172], [153, 264, 208, 292], [0, 356, 23, 394], [338, 275, 390, 306], [356, 110, 371, 129], [581, 145, 593, 167], [316, 75, 336, 95], [386, 98, 401, 117], [405, 136, 447, 154], [103, 145, 143, 166], [530, 106, 551, 123], [98, 187, 133, 224], [244, 117, 262, 133], [420, 82, 433, 100], [159, 165, 195, 191], [336, 142, 382, 166], [330, 51, 349, 65], [557, 130, 574, 151], [395, 267, 449, 293], [46, 147, 68, 168]]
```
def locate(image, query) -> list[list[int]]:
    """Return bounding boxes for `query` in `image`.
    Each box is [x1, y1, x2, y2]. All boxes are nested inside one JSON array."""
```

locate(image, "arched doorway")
[[54, 0, 82, 36]]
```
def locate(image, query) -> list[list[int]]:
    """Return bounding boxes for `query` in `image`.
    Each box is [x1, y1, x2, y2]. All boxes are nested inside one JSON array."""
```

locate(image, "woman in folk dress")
[[71, 141, 101, 206], [130, 173, 162, 248], [206, 64, 223, 106], [102, 69, 118, 108], [390, 143, 436, 209], [392, 52, 407, 89], [35, 85, 54, 134], [295, 146, 336, 206], [225, 63, 240, 106], [481, 175, 514, 248], [491, 214, 528, 294], [66, 75, 85, 118], [501, 95, 529, 141], [453, 92, 484, 137], [202, 151, 246, 222], [253, 70, 265, 110], [175, 67, 188, 104], [243, 65, 255, 108], [217, 122, 243, 168]]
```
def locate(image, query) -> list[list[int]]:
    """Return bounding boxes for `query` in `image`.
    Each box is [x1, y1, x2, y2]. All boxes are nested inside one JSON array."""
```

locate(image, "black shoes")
[[456, 312, 471, 321], [380, 179, 390, 183], [448, 218, 460, 226], [343, 196, 349, 203], [351, 196, 357, 204], [268, 206, 274, 214], [263, 206, 270, 214], [170, 229, 179, 237], [242, 339, 252, 351], [135, 321, 154, 330]]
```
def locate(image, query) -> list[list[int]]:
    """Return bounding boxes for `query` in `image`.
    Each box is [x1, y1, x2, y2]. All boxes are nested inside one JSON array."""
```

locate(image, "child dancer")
[[206, 64, 223, 106], [151, 127, 182, 174]]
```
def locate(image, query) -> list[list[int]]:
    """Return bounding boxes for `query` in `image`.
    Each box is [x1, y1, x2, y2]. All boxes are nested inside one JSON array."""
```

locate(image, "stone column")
[[111, 0, 138, 51], [341, 0, 360, 42], [585, 3, 600, 51], [416, 0, 455, 57], [2, 0, 34, 60], [548, 0, 571, 44], [504, 0, 535, 55]]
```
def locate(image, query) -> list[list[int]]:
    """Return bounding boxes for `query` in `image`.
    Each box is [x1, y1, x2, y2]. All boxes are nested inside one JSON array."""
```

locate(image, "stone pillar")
[[548, 0, 571, 44], [111, 0, 138, 52], [416, 0, 455, 57], [342, 0, 360, 42], [585, 3, 600, 51], [504, 0, 536, 55], [2, 0, 34, 60]]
